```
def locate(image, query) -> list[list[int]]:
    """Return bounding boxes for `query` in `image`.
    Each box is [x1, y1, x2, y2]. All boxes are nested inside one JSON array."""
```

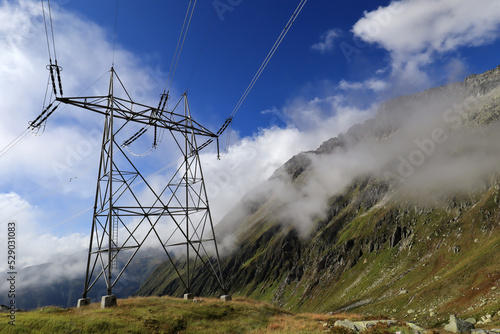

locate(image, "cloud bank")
[[240, 83, 500, 237], [202, 93, 376, 225], [352, 0, 500, 84]]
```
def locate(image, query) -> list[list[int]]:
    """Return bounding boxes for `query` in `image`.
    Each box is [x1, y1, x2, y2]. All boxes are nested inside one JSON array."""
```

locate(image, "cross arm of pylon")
[[56, 96, 217, 138]]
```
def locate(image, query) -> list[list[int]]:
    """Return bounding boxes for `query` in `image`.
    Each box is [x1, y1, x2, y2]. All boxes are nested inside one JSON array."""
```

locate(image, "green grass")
[[335, 209, 377, 246], [0, 296, 338, 334], [2, 296, 437, 334]]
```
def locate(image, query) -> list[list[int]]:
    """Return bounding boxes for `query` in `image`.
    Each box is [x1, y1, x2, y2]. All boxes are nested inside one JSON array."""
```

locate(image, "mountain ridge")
[[136, 65, 500, 326]]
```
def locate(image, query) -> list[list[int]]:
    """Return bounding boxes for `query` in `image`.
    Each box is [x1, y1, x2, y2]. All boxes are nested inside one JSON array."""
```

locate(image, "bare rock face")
[[334, 319, 424, 333], [269, 152, 313, 181], [464, 65, 500, 97], [444, 315, 475, 333], [334, 319, 358, 331]]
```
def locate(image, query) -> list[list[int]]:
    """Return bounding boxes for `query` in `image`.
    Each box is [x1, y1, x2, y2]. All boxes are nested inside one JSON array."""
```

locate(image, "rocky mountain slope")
[[135, 66, 500, 327]]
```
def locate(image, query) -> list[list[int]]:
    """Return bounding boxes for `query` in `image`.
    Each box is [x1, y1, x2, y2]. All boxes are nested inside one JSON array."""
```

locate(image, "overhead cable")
[[164, 0, 198, 94], [40, 0, 64, 102], [199, 0, 309, 154], [229, 0, 308, 120]]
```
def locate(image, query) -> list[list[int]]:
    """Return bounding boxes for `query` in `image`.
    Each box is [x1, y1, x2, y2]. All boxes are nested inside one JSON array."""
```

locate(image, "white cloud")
[[311, 28, 342, 53], [339, 80, 364, 90], [352, 0, 500, 85], [0, 192, 88, 275], [366, 79, 389, 92], [238, 86, 500, 238], [339, 78, 389, 92], [202, 93, 377, 225], [354, 0, 500, 54], [283, 94, 377, 136]]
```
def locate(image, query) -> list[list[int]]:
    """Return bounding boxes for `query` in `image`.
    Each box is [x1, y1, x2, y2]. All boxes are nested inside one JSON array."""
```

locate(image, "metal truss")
[[56, 68, 227, 299]]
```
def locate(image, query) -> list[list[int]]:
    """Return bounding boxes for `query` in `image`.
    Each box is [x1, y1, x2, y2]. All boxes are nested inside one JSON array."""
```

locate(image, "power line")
[[47, 0, 58, 61], [120, 0, 198, 152], [0, 70, 114, 223], [0, 130, 31, 160], [164, 0, 198, 94], [230, 0, 308, 120], [121, 1, 200, 152], [3, 1, 308, 234], [199, 0, 309, 154], [0, 69, 109, 162], [40, 0, 52, 61], [40, 0, 64, 100]]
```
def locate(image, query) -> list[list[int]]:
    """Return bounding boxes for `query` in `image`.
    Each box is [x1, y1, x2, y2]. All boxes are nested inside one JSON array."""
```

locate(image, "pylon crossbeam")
[[64, 68, 227, 301], [56, 96, 216, 137]]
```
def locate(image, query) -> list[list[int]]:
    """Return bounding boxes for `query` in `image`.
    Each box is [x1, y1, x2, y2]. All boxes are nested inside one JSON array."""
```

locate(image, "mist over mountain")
[[136, 65, 500, 324], [209, 65, 500, 244], [0, 248, 165, 310]]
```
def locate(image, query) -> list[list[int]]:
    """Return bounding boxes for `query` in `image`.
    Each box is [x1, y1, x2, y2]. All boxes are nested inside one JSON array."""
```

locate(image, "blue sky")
[[51, 1, 388, 133], [1, 0, 500, 275]]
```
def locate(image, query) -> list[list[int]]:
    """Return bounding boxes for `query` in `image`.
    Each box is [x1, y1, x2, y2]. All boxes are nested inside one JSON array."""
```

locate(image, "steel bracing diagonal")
[[56, 68, 227, 300]]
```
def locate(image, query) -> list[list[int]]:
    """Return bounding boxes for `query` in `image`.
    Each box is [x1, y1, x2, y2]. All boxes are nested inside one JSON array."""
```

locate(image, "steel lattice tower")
[[34, 0, 307, 308], [52, 68, 227, 306]]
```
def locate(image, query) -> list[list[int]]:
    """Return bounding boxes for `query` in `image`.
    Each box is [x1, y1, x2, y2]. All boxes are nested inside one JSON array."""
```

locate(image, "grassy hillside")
[[1, 295, 361, 334], [4, 295, 498, 333]]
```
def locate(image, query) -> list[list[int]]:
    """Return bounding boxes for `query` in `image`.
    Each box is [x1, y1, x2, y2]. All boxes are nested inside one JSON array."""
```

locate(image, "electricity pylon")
[[45, 67, 227, 306]]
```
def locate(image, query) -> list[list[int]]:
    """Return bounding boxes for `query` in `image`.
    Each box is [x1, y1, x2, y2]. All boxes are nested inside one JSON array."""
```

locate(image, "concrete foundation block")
[[184, 293, 194, 300], [220, 295, 232, 302], [101, 294, 117, 308], [77, 298, 91, 308]]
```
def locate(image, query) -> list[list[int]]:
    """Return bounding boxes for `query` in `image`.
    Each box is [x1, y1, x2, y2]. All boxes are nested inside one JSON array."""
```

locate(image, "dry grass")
[[1, 296, 331, 333], [253, 313, 327, 333], [2, 295, 441, 333]]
